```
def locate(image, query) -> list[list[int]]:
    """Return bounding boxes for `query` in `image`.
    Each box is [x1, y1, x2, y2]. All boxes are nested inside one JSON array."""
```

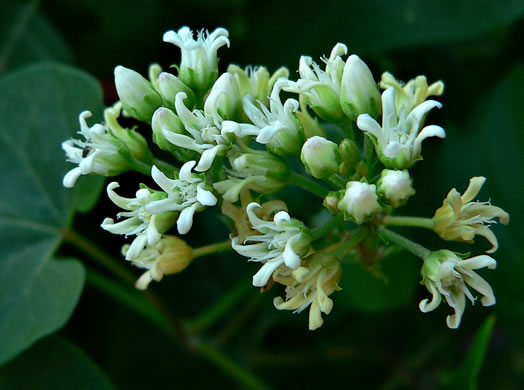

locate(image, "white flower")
[[379, 72, 444, 114], [223, 79, 303, 156], [338, 181, 382, 224], [163, 27, 230, 93], [101, 182, 173, 260], [204, 72, 242, 120], [273, 254, 342, 330], [232, 202, 311, 287], [161, 92, 231, 171], [433, 177, 509, 253], [145, 161, 217, 234], [420, 250, 496, 329], [62, 110, 126, 188], [227, 64, 289, 107], [356, 87, 445, 169], [284, 43, 347, 121], [122, 236, 194, 290], [377, 169, 415, 207]]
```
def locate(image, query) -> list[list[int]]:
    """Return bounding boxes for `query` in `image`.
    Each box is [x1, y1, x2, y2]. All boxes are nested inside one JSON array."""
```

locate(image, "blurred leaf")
[[447, 316, 496, 390], [243, 0, 524, 69], [0, 63, 104, 364], [0, 1, 73, 75], [0, 335, 116, 389], [338, 253, 420, 312]]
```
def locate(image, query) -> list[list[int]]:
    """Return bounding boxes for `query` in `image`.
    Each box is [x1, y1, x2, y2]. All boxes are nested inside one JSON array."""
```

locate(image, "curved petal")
[[445, 290, 466, 329], [179, 160, 197, 182], [282, 236, 301, 269], [196, 184, 217, 206], [195, 145, 225, 172], [63, 167, 82, 188], [177, 203, 199, 234], [356, 114, 384, 140], [462, 176, 485, 203], [413, 125, 446, 155], [460, 268, 496, 306], [419, 282, 442, 312], [383, 141, 407, 158], [125, 234, 148, 260], [151, 165, 176, 193], [252, 259, 283, 287], [458, 255, 497, 270], [163, 131, 202, 152]]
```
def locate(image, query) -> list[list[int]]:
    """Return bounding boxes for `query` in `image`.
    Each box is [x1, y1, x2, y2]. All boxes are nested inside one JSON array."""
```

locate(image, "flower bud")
[[204, 72, 242, 120], [152, 107, 185, 153], [377, 169, 415, 207], [338, 139, 360, 175], [114, 66, 163, 123], [338, 181, 382, 223], [340, 55, 381, 121], [301, 136, 340, 179], [157, 72, 195, 110]]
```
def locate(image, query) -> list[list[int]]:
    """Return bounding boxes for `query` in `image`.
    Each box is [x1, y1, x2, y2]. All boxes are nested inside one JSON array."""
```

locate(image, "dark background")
[[0, 0, 523, 388]]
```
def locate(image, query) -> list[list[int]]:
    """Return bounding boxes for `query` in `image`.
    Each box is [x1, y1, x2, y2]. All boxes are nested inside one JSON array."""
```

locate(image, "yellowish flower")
[[433, 177, 509, 253], [273, 254, 341, 330]]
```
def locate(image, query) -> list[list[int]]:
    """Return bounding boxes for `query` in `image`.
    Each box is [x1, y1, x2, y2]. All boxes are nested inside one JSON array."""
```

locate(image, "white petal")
[[419, 282, 442, 312], [162, 131, 202, 152], [282, 235, 301, 269], [458, 255, 497, 271], [356, 114, 384, 142], [383, 141, 407, 158], [273, 211, 291, 226], [413, 125, 446, 155], [177, 203, 199, 234], [126, 234, 148, 260], [146, 198, 179, 214], [63, 167, 82, 188], [146, 216, 161, 245], [195, 145, 224, 172], [151, 165, 176, 193], [196, 184, 217, 206], [252, 259, 283, 287], [179, 160, 197, 182]]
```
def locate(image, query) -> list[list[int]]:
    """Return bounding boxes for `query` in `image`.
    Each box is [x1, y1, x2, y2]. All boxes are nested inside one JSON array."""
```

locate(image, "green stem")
[[85, 268, 171, 333], [62, 229, 136, 285], [194, 343, 270, 390], [324, 174, 346, 189], [288, 171, 330, 198], [337, 117, 354, 141], [65, 230, 269, 389], [380, 228, 431, 259], [311, 216, 342, 241], [193, 240, 232, 258], [189, 280, 252, 333], [333, 228, 366, 258], [382, 215, 435, 230]]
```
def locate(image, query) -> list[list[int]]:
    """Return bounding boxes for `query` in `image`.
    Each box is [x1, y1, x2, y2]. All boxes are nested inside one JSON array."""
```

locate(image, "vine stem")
[[382, 215, 435, 230], [288, 170, 330, 198], [193, 240, 232, 259], [63, 229, 269, 389], [380, 228, 431, 259]]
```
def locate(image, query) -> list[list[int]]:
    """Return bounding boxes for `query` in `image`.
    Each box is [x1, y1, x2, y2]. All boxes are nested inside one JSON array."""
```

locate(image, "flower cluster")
[[62, 26, 508, 331]]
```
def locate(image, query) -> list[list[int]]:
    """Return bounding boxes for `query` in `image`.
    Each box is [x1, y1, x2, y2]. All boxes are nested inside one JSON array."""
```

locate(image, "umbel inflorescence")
[[62, 27, 509, 330]]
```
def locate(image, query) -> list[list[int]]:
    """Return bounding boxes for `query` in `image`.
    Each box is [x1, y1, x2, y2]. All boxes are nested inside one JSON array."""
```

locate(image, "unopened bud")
[[301, 136, 340, 179], [157, 72, 195, 110], [114, 66, 163, 123], [377, 169, 415, 207], [338, 139, 360, 175], [340, 55, 381, 121], [338, 181, 382, 224], [204, 72, 242, 120]]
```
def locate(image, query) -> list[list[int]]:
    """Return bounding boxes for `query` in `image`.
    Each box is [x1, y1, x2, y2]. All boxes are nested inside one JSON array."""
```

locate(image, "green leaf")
[[338, 253, 420, 312], [0, 1, 73, 75], [450, 316, 496, 390], [0, 63, 104, 365], [0, 335, 116, 390]]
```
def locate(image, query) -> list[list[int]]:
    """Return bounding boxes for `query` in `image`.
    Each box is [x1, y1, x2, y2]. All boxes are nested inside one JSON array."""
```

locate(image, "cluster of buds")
[[62, 26, 508, 331]]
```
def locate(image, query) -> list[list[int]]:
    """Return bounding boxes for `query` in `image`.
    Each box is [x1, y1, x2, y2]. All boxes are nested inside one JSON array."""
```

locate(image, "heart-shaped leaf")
[[0, 62, 104, 364]]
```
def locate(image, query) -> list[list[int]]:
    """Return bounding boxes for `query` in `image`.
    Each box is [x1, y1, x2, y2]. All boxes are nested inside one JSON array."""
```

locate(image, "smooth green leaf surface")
[[0, 335, 116, 390], [338, 253, 420, 312], [0, 1, 73, 75], [0, 63, 103, 364]]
